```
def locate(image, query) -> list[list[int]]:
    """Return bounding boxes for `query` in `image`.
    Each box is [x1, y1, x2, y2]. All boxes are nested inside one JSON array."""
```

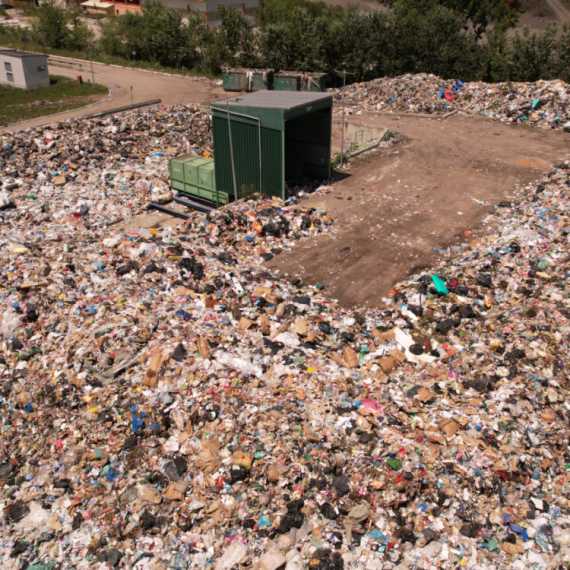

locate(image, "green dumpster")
[[171, 179, 185, 192], [274, 72, 300, 91], [184, 182, 200, 196], [251, 69, 274, 91], [300, 73, 327, 92], [183, 156, 210, 186], [223, 68, 274, 92], [223, 69, 247, 92], [169, 153, 195, 182], [198, 160, 216, 191]]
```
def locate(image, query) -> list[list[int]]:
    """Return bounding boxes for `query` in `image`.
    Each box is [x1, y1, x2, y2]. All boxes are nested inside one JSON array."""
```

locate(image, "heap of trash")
[[336, 73, 570, 130], [0, 104, 570, 570]]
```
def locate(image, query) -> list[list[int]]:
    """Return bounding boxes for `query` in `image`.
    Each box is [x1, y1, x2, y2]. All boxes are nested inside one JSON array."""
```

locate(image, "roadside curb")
[[333, 104, 459, 121], [84, 99, 162, 119], [45, 54, 218, 84]]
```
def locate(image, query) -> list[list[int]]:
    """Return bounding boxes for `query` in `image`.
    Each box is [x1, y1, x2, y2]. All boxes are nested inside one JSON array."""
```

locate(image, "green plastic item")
[[107, 548, 123, 567], [386, 457, 402, 470], [485, 537, 499, 551], [431, 275, 449, 295]]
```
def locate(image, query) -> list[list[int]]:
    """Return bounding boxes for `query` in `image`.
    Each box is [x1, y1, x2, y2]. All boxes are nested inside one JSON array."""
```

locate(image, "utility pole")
[[226, 101, 238, 203], [84, 13, 95, 85], [130, 86, 133, 106], [335, 69, 354, 168]]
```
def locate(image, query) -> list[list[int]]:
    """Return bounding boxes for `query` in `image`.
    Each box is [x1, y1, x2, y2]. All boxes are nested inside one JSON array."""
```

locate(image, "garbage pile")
[[1, 104, 570, 570], [1, 104, 212, 225], [336, 73, 570, 129], [335, 74, 457, 115]]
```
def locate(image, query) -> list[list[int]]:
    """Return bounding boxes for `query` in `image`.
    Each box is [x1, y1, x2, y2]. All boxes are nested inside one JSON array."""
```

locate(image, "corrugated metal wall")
[[213, 114, 283, 199], [261, 127, 283, 198]]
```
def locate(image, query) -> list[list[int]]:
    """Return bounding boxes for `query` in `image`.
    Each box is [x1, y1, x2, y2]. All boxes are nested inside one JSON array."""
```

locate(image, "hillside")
[[312, 0, 570, 29]]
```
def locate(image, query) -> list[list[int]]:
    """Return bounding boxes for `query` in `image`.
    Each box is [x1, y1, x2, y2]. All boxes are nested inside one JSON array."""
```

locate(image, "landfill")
[[1, 100, 570, 570], [335, 73, 570, 130]]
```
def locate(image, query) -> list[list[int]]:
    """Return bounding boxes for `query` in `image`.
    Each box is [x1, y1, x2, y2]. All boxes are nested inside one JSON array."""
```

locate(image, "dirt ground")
[[3, 56, 569, 310], [263, 113, 570, 307]]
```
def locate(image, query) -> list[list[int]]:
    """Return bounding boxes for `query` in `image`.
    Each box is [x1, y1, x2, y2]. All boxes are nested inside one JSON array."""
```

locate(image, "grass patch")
[[0, 75, 108, 127], [382, 129, 395, 142], [332, 152, 349, 168], [0, 30, 221, 81]]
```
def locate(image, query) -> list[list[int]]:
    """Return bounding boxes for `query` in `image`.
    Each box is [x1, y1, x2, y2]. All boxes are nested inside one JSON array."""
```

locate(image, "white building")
[[0, 49, 50, 90], [189, 0, 259, 25], [77, 0, 259, 23], [163, 0, 259, 26]]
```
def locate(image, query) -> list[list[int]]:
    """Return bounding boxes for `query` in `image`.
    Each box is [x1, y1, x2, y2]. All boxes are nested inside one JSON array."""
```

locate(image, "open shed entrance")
[[285, 109, 332, 182]]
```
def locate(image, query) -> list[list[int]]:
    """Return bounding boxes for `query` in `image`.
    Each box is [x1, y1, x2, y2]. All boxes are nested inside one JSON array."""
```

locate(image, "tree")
[[98, 16, 130, 59], [32, 1, 71, 50], [141, 1, 194, 68], [384, 0, 517, 37], [556, 24, 570, 83], [209, 5, 258, 71], [98, 1, 200, 69], [66, 9, 89, 52], [255, 0, 330, 29], [437, 0, 518, 37], [507, 23, 558, 82], [186, 8, 215, 71]]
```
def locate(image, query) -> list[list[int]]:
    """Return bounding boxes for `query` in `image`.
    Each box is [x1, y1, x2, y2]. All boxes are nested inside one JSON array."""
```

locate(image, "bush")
[[32, 1, 86, 51]]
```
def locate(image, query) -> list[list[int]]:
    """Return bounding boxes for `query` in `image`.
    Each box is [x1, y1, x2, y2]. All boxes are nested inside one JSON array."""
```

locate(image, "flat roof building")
[[211, 91, 333, 200], [0, 49, 49, 90], [80, 0, 116, 14], [78, 0, 258, 20]]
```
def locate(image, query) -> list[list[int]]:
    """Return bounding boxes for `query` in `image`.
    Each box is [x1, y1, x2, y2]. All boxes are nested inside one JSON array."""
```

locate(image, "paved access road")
[[1, 56, 227, 132]]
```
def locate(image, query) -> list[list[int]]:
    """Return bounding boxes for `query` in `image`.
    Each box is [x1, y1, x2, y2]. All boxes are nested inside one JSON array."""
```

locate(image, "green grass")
[[382, 129, 395, 142], [0, 75, 108, 127], [0, 31, 221, 81]]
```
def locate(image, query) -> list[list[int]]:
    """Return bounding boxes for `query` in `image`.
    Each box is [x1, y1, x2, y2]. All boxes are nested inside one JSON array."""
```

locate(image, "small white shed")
[[0, 49, 50, 90]]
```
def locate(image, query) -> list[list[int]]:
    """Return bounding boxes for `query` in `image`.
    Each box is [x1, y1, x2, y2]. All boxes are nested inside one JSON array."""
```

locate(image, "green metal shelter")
[[211, 91, 333, 200]]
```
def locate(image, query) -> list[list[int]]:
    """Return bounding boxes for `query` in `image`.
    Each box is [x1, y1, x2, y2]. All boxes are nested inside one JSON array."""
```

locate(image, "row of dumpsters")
[[222, 68, 327, 92]]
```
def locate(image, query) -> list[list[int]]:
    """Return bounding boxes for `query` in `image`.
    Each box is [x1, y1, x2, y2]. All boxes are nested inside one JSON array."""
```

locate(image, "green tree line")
[[3, 0, 570, 84]]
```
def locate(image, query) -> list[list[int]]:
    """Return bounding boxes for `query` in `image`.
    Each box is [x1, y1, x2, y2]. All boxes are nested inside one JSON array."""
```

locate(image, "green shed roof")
[[211, 91, 332, 131], [211, 91, 332, 112]]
